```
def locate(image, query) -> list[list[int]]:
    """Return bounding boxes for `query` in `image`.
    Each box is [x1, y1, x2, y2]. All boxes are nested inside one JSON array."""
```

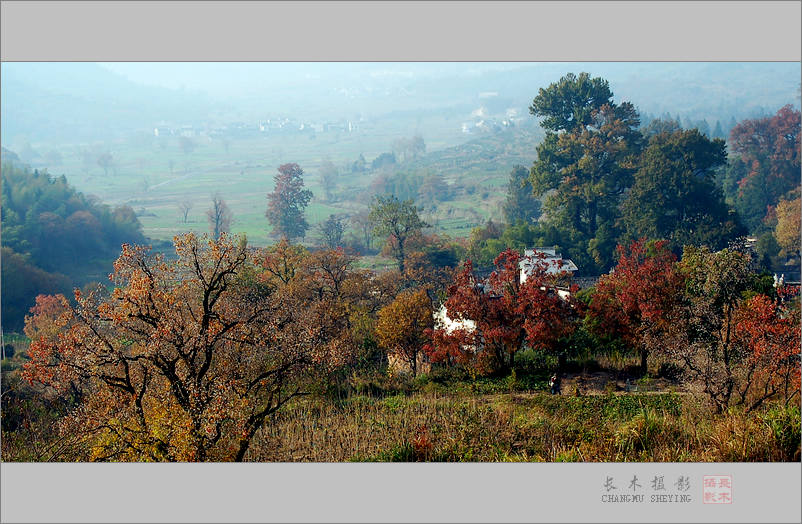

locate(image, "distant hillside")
[[1, 159, 146, 331], [1, 62, 216, 144], [3, 62, 799, 149], [405, 125, 543, 182], [406, 62, 801, 126]]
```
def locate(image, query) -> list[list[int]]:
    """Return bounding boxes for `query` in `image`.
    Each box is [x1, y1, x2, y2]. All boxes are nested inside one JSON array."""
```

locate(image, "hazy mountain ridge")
[[1, 63, 217, 143], [3, 62, 799, 148]]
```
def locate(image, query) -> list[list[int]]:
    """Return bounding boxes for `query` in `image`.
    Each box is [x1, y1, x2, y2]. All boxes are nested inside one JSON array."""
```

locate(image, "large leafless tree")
[[206, 192, 233, 240]]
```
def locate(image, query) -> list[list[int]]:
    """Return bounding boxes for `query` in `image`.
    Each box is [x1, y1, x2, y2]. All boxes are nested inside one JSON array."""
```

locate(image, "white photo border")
[[1, 1, 800, 523]]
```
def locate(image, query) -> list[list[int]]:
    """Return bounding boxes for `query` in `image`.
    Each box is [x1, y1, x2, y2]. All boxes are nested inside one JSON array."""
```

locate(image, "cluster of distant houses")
[[153, 117, 360, 140], [461, 118, 517, 135], [461, 103, 524, 135]]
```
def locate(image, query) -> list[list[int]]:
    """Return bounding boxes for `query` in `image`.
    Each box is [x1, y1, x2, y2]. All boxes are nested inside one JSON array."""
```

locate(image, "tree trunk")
[[235, 423, 260, 462], [494, 345, 508, 374], [640, 348, 648, 377], [235, 438, 250, 462], [191, 423, 207, 462], [558, 352, 567, 372]]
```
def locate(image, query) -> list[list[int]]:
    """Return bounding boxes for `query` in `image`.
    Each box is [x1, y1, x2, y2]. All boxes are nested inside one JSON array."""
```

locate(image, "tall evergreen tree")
[[713, 120, 725, 139], [620, 129, 745, 250], [529, 73, 643, 273], [697, 119, 711, 137]]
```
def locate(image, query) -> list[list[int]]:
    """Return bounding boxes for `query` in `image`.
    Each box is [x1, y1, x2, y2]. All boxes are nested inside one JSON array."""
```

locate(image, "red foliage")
[[423, 259, 488, 370], [412, 424, 433, 461], [425, 249, 581, 373], [588, 239, 684, 372], [734, 294, 801, 408], [777, 284, 800, 302], [729, 105, 801, 213]]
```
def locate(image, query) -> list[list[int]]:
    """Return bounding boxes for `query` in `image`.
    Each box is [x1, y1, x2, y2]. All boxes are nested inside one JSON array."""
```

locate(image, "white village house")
[[519, 247, 578, 300], [436, 247, 578, 333]]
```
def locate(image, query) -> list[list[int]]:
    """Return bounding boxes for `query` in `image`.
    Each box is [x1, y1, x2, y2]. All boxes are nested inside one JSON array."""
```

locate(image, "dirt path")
[[554, 370, 685, 396], [147, 171, 198, 190]]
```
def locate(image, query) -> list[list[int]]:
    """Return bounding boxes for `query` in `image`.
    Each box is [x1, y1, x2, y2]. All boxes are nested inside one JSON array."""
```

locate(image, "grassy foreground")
[[3, 340, 799, 462], [247, 391, 801, 462]]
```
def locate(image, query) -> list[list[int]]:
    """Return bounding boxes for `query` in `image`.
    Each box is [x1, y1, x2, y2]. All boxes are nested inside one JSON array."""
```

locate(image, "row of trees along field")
[[1, 72, 799, 462]]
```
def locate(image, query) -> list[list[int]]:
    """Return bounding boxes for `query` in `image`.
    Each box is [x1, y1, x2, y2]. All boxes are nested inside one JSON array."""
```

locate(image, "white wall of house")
[[519, 248, 578, 284], [434, 303, 476, 335]]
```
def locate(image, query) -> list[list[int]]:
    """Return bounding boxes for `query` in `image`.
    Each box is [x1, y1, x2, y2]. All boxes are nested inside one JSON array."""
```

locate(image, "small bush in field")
[[637, 376, 654, 391], [374, 443, 415, 462], [554, 448, 582, 462], [411, 373, 431, 390]]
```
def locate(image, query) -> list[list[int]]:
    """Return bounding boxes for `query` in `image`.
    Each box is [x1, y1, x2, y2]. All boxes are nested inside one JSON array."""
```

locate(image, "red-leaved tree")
[[588, 239, 685, 375], [728, 105, 801, 229], [733, 293, 801, 411], [426, 249, 581, 374]]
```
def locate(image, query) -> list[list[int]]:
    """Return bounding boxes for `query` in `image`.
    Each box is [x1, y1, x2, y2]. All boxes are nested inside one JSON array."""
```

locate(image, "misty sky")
[[98, 62, 531, 96], [2, 61, 800, 147]]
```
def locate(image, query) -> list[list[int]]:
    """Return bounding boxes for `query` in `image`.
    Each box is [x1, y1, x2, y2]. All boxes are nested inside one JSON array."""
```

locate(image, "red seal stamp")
[[703, 475, 732, 504]]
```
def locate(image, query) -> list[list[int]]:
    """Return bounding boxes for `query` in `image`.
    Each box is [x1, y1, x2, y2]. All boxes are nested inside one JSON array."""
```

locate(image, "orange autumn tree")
[[23, 233, 351, 462], [259, 240, 401, 372], [281, 247, 363, 364], [774, 193, 801, 258], [376, 288, 433, 376], [733, 292, 801, 411], [260, 236, 308, 288], [23, 293, 72, 343]]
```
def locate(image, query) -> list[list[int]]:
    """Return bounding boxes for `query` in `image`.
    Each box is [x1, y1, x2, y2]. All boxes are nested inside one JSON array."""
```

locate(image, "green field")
[[33, 118, 543, 248]]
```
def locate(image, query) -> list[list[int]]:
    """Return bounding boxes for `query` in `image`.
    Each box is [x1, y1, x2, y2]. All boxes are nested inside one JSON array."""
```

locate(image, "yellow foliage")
[[774, 195, 801, 257]]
